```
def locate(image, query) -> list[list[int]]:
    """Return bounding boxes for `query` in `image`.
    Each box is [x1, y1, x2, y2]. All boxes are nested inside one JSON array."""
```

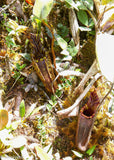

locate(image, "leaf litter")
[[0, 0, 114, 160]]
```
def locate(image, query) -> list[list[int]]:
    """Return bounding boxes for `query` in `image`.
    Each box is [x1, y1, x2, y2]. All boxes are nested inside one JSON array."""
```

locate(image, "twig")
[[69, 59, 98, 101]]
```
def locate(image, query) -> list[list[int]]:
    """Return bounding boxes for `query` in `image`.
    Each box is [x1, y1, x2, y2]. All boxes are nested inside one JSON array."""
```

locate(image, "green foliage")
[[19, 100, 25, 118], [57, 23, 69, 42], [86, 145, 96, 156], [67, 39, 78, 57], [47, 95, 57, 111], [13, 63, 26, 84], [77, 10, 88, 26], [64, 0, 78, 10], [81, 0, 93, 11], [37, 119, 47, 144], [5, 36, 17, 48], [54, 33, 68, 50], [16, 63, 26, 71], [77, 10, 94, 29], [72, 145, 96, 158]]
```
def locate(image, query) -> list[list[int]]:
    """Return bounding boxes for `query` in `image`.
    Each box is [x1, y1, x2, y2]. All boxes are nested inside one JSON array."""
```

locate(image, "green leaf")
[[54, 33, 67, 50], [77, 10, 88, 26], [82, 0, 93, 11], [16, 63, 26, 71], [33, 0, 53, 20], [19, 100, 25, 118], [86, 145, 96, 156], [46, 104, 52, 111], [57, 23, 69, 39], [76, 1, 87, 10], [67, 46, 78, 57], [88, 18, 94, 27], [72, 150, 83, 158], [65, 0, 78, 10]]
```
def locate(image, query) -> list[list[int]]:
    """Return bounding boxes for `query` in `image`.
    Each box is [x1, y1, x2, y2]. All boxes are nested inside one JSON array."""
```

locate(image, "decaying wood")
[[57, 60, 101, 118], [69, 8, 80, 48]]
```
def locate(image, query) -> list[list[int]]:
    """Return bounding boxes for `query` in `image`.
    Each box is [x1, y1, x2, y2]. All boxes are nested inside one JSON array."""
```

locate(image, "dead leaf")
[[0, 109, 8, 130]]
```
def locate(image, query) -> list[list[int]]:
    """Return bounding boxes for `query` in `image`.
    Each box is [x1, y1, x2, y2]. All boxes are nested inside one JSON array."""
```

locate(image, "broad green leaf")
[[96, 32, 114, 83], [76, 1, 87, 10], [72, 150, 83, 158], [19, 100, 25, 118], [82, 0, 93, 10], [86, 145, 96, 155], [35, 145, 51, 160], [33, 0, 53, 20], [67, 46, 78, 57], [77, 10, 88, 26], [65, 0, 78, 10], [0, 109, 8, 130], [54, 33, 67, 50]]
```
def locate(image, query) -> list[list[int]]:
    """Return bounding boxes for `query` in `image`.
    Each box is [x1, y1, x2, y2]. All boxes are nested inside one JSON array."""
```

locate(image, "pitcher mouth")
[[76, 89, 100, 151], [81, 89, 100, 117]]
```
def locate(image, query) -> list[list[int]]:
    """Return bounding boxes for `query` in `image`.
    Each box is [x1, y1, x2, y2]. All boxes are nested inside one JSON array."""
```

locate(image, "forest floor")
[[0, 0, 114, 160]]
